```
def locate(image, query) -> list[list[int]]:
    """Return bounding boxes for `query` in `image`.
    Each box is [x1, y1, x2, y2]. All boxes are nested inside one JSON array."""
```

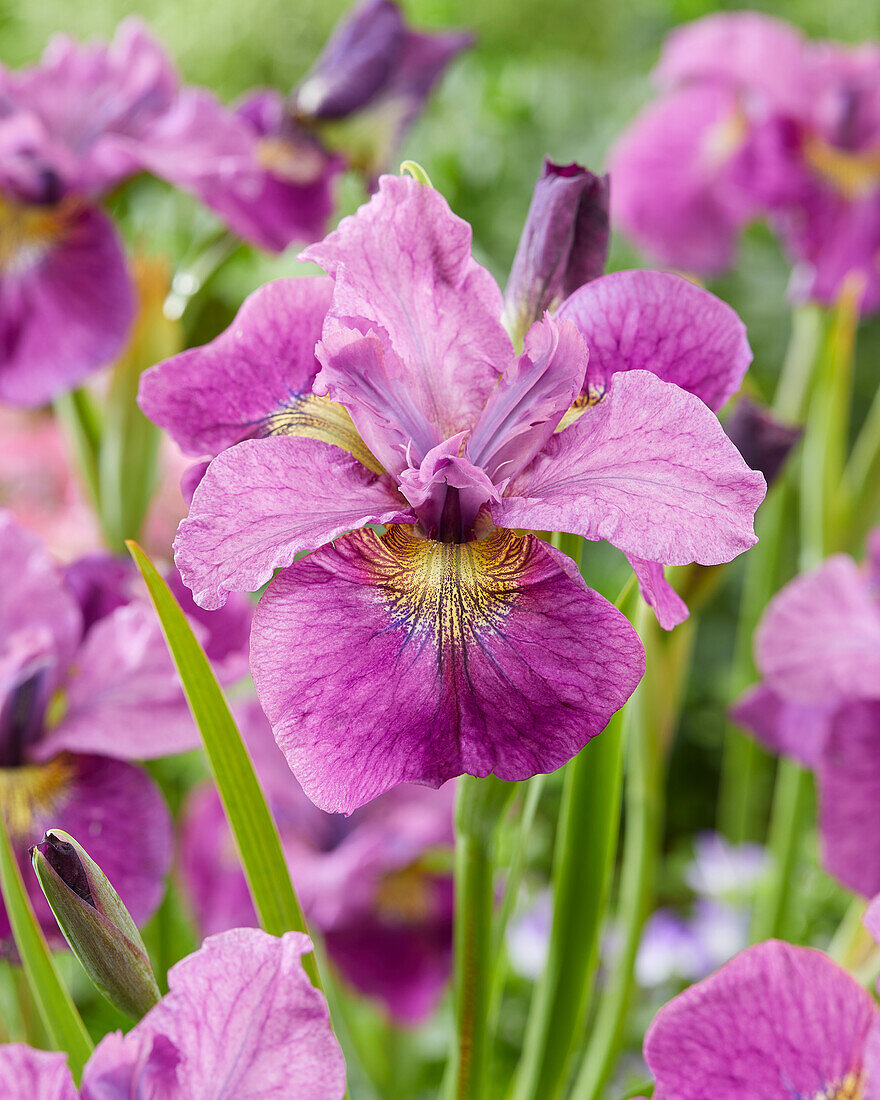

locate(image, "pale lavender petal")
[[251, 524, 644, 812], [174, 436, 413, 610], [498, 371, 765, 568], [754, 555, 880, 705], [730, 683, 833, 768], [1, 754, 172, 947], [0, 204, 134, 407], [818, 700, 880, 898], [303, 175, 514, 472], [80, 1031, 179, 1100], [0, 1045, 77, 1100], [138, 276, 332, 457], [468, 316, 589, 483], [503, 160, 609, 341], [627, 557, 689, 631], [36, 603, 198, 761], [556, 269, 752, 412], [607, 85, 757, 276], [83, 929, 346, 1099], [645, 941, 877, 1099]]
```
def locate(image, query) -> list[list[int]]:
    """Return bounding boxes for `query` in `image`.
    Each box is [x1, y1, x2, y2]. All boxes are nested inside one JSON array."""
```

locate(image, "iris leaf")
[[0, 809, 93, 1081], [125, 541, 318, 985]]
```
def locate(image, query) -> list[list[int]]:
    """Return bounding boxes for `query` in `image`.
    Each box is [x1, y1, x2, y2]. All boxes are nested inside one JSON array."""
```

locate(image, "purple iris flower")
[[0, 514, 249, 949], [180, 701, 453, 1024], [639, 902, 880, 1098], [610, 12, 880, 312], [292, 0, 472, 182], [732, 531, 880, 898], [140, 174, 763, 813], [0, 928, 346, 1098]]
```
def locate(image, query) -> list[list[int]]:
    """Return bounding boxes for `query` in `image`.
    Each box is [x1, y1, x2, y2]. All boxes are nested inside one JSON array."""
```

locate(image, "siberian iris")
[[142, 174, 765, 813]]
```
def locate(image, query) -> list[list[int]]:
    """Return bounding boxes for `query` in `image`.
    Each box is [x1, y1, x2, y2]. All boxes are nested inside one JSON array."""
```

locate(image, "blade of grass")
[[0, 810, 93, 1081], [125, 541, 316, 984]]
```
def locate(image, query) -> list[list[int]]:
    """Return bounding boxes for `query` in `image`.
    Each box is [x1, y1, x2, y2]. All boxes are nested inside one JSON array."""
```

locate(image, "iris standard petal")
[[0, 202, 134, 407], [556, 269, 752, 412], [498, 370, 765, 569], [138, 276, 334, 457], [644, 941, 877, 1099], [754, 554, 880, 705], [82, 929, 346, 1099], [302, 175, 514, 471], [175, 435, 414, 610], [251, 524, 644, 813]]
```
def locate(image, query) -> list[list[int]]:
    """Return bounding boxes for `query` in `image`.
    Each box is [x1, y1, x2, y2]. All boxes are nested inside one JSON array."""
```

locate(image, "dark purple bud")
[[503, 160, 610, 343], [293, 0, 471, 178], [295, 0, 405, 121], [33, 834, 96, 907], [725, 397, 802, 486]]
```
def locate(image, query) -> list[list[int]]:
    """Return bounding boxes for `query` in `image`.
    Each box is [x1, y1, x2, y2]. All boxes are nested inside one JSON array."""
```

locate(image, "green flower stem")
[[569, 603, 669, 1100], [717, 304, 825, 842], [843, 379, 880, 549], [126, 542, 316, 983], [450, 775, 512, 1100], [752, 289, 858, 943], [511, 582, 639, 1100], [53, 389, 103, 520], [0, 810, 93, 1081]]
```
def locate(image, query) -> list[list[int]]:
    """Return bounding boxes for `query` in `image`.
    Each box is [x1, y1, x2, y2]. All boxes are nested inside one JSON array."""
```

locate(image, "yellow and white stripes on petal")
[[0, 756, 74, 842], [816, 1071, 864, 1100], [0, 195, 70, 277], [263, 393, 385, 474], [369, 524, 532, 654], [803, 135, 880, 200]]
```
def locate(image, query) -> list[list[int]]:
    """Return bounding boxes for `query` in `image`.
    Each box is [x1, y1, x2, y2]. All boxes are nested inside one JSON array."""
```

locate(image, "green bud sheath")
[[31, 830, 161, 1020]]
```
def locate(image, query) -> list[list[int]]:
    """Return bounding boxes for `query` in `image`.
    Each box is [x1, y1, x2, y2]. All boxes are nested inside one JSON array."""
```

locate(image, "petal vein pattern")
[[302, 175, 515, 472], [251, 525, 644, 813]]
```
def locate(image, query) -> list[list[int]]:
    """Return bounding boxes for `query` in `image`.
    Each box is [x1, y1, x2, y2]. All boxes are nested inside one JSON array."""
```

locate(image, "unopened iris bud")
[[31, 829, 161, 1019], [724, 396, 802, 487], [503, 159, 610, 345]]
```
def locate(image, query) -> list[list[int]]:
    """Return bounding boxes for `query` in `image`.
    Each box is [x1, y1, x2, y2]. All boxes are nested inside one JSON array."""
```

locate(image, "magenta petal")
[[139, 276, 332, 457], [251, 525, 644, 813], [730, 683, 832, 768], [83, 929, 346, 1099], [556, 269, 752, 412], [326, 902, 452, 1025], [818, 701, 880, 898], [499, 370, 765, 568], [627, 557, 689, 631], [0, 205, 134, 407], [754, 554, 880, 705], [1, 754, 172, 946], [655, 11, 809, 110], [644, 941, 877, 1100], [0, 512, 82, 674], [0, 1045, 77, 1100], [468, 316, 589, 482], [36, 603, 198, 761], [303, 175, 513, 470], [607, 86, 756, 276], [175, 435, 413, 610]]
